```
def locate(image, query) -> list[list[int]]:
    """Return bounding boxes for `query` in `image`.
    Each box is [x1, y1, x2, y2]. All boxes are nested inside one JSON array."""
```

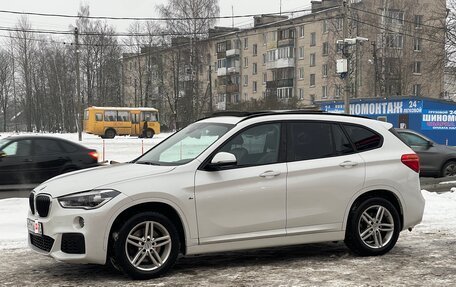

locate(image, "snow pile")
[[0, 190, 454, 250]]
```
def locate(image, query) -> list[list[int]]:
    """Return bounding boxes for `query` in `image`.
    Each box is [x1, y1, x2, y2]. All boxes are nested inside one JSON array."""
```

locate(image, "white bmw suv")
[[28, 112, 425, 279]]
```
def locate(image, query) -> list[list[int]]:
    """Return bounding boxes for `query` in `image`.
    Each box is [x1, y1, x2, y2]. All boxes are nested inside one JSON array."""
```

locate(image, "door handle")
[[23, 159, 33, 163], [339, 161, 358, 168], [259, 170, 281, 178]]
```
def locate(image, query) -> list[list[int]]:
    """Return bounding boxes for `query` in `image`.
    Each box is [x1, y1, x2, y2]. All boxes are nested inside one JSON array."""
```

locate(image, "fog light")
[[74, 216, 85, 228]]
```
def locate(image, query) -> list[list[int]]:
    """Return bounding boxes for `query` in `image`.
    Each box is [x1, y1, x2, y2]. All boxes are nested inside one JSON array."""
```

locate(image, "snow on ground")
[[0, 190, 454, 250]]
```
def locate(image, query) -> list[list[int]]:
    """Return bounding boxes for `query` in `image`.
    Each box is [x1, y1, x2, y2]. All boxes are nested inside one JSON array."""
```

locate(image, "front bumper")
[[28, 192, 129, 265]]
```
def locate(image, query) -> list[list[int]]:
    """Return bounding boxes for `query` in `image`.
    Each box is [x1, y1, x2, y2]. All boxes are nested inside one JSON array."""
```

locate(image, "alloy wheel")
[[358, 205, 394, 249]]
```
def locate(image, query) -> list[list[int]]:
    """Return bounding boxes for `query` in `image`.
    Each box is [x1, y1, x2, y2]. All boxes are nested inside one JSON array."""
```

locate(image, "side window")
[[399, 133, 428, 146], [117, 111, 130, 122], [95, 113, 103, 121], [3, 140, 32, 156], [59, 141, 79, 153], [104, 111, 117, 122], [287, 122, 334, 161], [219, 123, 281, 166], [343, 124, 383, 152], [33, 139, 64, 155], [332, 124, 355, 155]]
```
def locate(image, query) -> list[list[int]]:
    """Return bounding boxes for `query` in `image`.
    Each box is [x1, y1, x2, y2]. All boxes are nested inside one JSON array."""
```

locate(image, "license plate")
[[27, 218, 43, 235]]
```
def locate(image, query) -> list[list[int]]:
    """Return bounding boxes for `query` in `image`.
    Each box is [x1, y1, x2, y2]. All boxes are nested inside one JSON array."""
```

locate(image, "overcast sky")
[[0, 0, 313, 35]]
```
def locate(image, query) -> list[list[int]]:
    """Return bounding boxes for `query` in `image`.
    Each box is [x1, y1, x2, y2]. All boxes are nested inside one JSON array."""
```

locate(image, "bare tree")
[[157, 0, 220, 127], [0, 49, 13, 132]]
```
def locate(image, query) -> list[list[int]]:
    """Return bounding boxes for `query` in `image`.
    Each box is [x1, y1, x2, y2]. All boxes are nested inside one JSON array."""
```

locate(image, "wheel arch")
[[441, 158, 456, 176], [107, 202, 187, 259], [344, 189, 404, 232]]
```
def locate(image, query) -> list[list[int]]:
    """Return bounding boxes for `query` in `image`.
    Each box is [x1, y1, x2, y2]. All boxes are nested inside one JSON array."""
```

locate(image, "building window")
[[244, 38, 248, 49], [277, 46, 294, 59], [253, 81, 257, 93], [263, 33, 268, 45], [299, 47, 304, 59], [299, 67, 304, 79], [310, 74, 316, 87], [267, 50, 277, 62], [415, 15, 423, 29], [414, 38, 422, 51], [413, 84, 421, 96], [384, 10, 405, 26], [263, 72, 267, 84], [322, 64, 328, 77], [243, 75, 248, 86], [413, 61, 422, 74], [277, 87, 293, 99], [322, 42, 329, 56], [253, 44, 258, 56], [299, 25, 305, 38], [310, 32, 316, 46], [310, 53, 316, 67], [322, 86, 327, 98], [299, 88, 304, 100], [336, 18, 343, 30], [386, 34, 404, 49], [335, 85, 341, 98], [322, 20, 328, 33], [244, 57, 248, 68], [263, 53, 267, 65], [253, 63, 258, 75]]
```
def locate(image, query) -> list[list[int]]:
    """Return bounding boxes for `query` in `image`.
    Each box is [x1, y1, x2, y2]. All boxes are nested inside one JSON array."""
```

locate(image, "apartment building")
[[123, 0, 446, 118]]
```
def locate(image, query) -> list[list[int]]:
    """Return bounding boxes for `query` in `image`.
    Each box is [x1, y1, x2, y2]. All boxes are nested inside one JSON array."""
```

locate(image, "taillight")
[[401, 154, 420, 173], [88, 151, 99, 161]]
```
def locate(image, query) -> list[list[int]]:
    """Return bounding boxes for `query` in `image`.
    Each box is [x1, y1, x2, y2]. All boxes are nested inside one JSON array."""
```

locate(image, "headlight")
[[58, 189, 120, 210]]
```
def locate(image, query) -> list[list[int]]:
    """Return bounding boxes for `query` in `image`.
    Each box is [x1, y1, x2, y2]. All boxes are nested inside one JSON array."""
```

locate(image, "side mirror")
[[426, 141, 434, 148], [206, 152, 237, 170], [0, 151, 6, 158]]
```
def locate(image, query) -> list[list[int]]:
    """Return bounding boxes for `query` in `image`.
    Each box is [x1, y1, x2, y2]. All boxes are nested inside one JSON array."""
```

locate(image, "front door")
[[0, 139, 34, 186], [131, 113, 140, 136], [195, 123, 287, 243]]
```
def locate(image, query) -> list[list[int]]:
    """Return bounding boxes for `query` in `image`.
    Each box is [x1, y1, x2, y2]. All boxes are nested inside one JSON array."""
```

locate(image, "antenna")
[[232, 6, 234, 28]]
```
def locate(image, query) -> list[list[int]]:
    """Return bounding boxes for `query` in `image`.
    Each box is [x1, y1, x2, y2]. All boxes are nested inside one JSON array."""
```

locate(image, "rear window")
[[342, 124, 383, 152], [389, 128, 410, 146]]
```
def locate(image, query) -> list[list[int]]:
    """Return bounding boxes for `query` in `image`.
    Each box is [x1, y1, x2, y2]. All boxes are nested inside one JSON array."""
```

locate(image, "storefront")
[[319, 97, 456, 145]]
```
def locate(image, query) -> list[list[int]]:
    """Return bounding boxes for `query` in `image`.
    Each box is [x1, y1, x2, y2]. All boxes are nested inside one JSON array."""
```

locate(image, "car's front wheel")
[[345, 197, 400, 256], [113, 212, 180, 279]]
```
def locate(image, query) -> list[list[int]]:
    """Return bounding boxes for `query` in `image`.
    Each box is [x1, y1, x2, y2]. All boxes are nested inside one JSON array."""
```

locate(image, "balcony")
[[267, 41, 277, 50], [266, 58, 295, 70], [217, 84, 227, 94], [266, 79, 294, 89], [227, 66, 240, 74], [226, 49, 240, 57], [226, 84, 239, 93], [217, 68, 227, 77], [217, 51, 226, 59], [278, 38, 294, 47]]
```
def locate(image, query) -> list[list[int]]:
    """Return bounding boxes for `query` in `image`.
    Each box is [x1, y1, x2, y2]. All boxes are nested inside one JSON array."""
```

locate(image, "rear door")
[[0, 139, 34, 185], [286, 121, 366, 233], [31, 139, 69, 183]]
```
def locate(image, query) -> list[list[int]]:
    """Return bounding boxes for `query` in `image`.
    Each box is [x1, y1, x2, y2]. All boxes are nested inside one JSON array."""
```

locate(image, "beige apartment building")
[[123, 0, 447, 123]]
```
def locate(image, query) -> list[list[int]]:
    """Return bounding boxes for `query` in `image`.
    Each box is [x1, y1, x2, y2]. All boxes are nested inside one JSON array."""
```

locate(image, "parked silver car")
[[396, 129, 456, 177]]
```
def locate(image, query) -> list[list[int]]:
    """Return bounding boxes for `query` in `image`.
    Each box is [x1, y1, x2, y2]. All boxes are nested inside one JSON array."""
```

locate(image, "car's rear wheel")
[[104, 129, 116, 139], [113, 212, 179, 279], [441, 161, 456, 177], [345, 197, 400, 256], [145, 129, 155, 139]]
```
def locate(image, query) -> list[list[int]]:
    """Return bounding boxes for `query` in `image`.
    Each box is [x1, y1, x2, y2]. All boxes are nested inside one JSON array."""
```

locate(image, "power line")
[[0, 8, 313, 21]]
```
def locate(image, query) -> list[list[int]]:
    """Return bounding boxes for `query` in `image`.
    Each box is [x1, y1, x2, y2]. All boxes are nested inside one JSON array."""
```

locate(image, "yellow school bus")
[[83, 107, 160, 139]]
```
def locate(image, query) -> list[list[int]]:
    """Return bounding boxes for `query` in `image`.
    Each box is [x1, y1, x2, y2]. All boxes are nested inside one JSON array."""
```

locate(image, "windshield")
[[136, 122, 234, 166]]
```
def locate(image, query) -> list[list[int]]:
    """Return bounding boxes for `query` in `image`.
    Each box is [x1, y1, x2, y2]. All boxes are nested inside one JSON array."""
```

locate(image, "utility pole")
[[342, 0, 350, 114], [208, 64, 213, 113], [74, 27, 82, 141], [372, 41, 378, 98]]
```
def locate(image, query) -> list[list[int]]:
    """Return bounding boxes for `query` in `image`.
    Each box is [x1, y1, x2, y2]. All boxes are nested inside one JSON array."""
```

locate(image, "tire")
[[105, 129, 116, 139], [345, 197, 401, 256], [441, 161, 456, 177], [145, 129, 155, 139], [113, 212, 180, 280]]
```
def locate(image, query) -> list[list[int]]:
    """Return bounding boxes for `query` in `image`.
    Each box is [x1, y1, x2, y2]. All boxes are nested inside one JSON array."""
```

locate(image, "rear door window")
[[287, 122, 335, 161], [33, 139, 65, 155], [342, 124, 383, 152]]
